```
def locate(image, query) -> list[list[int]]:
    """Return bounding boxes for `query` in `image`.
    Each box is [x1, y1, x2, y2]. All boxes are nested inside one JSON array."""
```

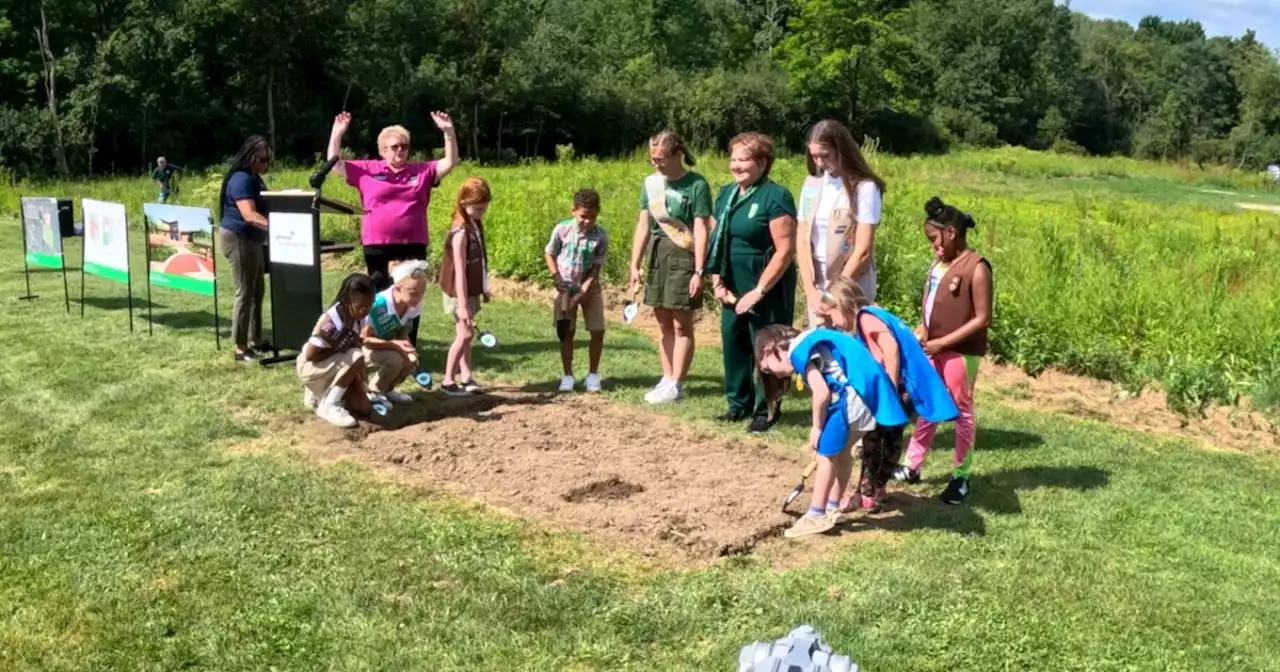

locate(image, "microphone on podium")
[[309, 156, 340, 189]]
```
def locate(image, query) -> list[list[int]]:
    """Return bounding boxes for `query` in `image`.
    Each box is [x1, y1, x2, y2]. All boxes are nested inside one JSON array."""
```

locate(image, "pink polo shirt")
[[345, 159, 440, 246]]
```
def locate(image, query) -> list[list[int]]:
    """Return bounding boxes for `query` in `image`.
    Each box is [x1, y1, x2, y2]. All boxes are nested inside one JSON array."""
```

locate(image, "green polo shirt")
[[151, 165, 177, 187], [713, 177, 796, 257], [637, 171, 713, 239]]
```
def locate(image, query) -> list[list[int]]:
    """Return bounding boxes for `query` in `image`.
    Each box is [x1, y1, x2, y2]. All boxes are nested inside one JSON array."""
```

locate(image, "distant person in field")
[[796, 120, 886, 325], [326, 110, 459, 346], [152, 157, 181, 204], [299, 273, 377, 429], [217, 135, 273, 363], [360, 259, 428, 405], [628, 130, 713, 405], [439, 177, 492, 396], [707, 132, 797, 433], [545, 188, 609, 393], [755, 324, 907, 538], [813, 277, 957, 513], [894, 197, 993, 506]]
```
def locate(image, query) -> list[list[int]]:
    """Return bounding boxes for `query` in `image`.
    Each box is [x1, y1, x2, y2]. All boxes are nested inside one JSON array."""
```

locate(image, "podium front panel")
[[264, 194, 324, 354]]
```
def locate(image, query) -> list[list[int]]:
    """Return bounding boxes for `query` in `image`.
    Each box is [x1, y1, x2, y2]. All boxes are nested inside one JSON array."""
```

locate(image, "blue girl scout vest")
[[790, 328, 908, 456], [858, 305, 959, 424]]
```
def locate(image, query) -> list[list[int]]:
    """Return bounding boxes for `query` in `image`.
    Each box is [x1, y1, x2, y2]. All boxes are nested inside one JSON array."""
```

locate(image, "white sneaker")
[[647, 381, 681, 405], [303, 388, 318, 410], [558, 375, 576, 393], [643, 378, 671, 403], [316, 402, 357, 428], [386, 390, 414, 403], [584, 373, 602, 393]]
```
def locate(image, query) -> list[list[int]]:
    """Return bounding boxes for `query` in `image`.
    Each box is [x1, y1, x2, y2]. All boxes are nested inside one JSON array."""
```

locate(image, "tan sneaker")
[[784, 512, 836, 539]]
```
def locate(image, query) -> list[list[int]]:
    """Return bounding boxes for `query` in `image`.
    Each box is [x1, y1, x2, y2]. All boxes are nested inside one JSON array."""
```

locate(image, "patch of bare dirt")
[[982, 366, 1278, 454], [295, 388, 815, 564]]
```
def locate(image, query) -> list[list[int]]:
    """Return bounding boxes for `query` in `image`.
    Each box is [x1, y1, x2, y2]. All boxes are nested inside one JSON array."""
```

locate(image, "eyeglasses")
[[386, 143, 409, 152]]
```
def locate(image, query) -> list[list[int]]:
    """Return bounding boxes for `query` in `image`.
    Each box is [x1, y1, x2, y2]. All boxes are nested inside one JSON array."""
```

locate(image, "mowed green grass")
[[1, 214, 1279, 670]]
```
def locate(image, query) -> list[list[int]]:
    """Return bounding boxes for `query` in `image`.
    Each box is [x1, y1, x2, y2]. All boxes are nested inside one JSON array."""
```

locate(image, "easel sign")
[[18, 196, 73, 311], [80, 198, 135, 332], [142, 203, 220, 348]]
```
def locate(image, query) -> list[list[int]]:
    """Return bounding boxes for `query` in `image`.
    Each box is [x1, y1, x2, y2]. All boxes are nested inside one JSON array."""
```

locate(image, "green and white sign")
[[82, 198, 130, 284], [21, 197, 63, 269], [144, 203, 215, 296]]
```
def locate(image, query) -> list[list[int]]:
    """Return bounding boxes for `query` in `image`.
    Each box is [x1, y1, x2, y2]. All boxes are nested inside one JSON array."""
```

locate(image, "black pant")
[[364, 243, 428, 345]]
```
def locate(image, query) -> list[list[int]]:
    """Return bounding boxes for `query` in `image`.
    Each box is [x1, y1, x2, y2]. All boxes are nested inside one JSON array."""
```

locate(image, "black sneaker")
[[892, 465, 922, 484], [940, 477, 970, 505], [440, 383, 469, 397], [251, 341, 274, 354], [717, 411, 747, 423], [747, 416, 775, 434], [234, 350, 259, 363], [460, 379, 484, 394]]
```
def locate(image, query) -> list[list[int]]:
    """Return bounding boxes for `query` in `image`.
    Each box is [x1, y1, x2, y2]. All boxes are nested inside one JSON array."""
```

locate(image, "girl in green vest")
[[628, 130, 714, 405], [707, 132, 799, 433]]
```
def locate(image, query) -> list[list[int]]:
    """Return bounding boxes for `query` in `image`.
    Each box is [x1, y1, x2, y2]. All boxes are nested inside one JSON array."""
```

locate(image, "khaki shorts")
[[443, 293, 482, 319], [554, 284, 606, 332], [296, 348, 363, 396], [362, 346, 415, 392]]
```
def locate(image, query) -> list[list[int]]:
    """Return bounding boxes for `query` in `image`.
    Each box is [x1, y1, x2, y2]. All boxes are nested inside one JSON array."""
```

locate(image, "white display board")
[[82, 198, 130, 283], [268, 211, 315, 267]]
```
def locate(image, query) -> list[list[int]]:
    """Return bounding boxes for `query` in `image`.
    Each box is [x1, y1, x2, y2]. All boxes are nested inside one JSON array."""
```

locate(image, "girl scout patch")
[[748, 203, 759, 218]]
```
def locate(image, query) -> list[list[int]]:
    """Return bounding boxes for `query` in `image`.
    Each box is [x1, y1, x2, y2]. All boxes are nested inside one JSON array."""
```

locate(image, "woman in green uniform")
[[628, 130, 714, 405], [708, 132, 798, 433]]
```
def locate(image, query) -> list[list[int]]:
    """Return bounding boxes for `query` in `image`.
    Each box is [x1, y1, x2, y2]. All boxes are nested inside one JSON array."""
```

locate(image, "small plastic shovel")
[[621, 285, 641, 324]]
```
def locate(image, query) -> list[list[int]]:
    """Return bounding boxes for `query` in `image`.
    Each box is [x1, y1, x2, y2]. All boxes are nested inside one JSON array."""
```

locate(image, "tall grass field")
[[2, 148, 1280, 670], [6, 147, 1280, 416]]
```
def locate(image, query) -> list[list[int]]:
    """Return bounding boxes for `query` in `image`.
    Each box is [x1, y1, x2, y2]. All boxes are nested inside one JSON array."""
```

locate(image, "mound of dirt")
[[299, 390, 807, 562]]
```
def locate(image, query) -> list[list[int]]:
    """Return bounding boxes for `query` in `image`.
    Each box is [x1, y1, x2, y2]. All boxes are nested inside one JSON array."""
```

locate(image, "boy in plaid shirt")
[[545, 189, 609, 393]]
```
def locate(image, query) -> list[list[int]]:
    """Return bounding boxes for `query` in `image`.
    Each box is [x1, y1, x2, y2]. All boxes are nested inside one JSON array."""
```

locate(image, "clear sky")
[[1063, 0, 1280, 50]]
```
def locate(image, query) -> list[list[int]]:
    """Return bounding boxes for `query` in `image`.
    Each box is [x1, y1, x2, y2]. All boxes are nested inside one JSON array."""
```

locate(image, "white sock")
[[325, 385, 347, 407]]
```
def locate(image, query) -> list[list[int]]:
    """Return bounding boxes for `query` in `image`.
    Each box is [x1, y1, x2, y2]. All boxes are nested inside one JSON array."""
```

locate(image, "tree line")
[[2, 0, 1279, 179]]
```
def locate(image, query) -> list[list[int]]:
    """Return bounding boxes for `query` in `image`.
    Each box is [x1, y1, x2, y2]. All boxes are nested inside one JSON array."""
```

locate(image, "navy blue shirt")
[[221, 170, 267, 240]]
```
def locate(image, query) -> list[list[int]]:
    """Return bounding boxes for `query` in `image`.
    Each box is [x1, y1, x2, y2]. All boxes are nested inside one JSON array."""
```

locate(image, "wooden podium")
[[258, 189, 358, 367]]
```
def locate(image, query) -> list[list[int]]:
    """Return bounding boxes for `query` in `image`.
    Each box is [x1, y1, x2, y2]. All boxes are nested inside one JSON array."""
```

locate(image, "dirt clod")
[[562, 477, 645, 503]]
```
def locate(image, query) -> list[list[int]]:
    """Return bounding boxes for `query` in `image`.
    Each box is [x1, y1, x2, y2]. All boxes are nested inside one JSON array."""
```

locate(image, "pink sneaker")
[[859, 495, 881, 513]]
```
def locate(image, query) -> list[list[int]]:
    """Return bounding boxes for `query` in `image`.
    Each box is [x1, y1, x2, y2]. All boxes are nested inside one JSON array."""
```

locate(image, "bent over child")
[[756, 325, 907, 538], [816, 277, 958, 512]]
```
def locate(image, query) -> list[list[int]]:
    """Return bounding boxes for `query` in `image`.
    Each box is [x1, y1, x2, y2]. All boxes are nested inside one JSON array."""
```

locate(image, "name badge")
[[373, 174, 388, 181], [409, 175, 419, 186], [748, 203, 759, 218]]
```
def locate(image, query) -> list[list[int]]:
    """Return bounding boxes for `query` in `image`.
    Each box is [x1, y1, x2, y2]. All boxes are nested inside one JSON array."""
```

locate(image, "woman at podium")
[[217, 135, 273, 362], [325, 111, 459, 345]]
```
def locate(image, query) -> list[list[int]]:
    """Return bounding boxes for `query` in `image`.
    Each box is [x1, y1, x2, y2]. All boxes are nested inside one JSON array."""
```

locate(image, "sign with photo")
[[82, 199, 130, 283], [20, 197, 63, 269], [144, 203, 215, 296]]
